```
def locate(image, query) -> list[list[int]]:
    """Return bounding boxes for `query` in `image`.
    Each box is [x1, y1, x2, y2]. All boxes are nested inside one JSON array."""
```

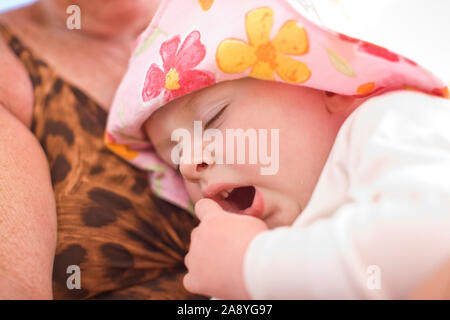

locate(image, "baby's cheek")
[[184, 179, 203, 203]]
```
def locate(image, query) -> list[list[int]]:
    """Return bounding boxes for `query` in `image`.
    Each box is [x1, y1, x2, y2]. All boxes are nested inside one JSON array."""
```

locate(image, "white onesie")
[[243, 90, 450, 299]]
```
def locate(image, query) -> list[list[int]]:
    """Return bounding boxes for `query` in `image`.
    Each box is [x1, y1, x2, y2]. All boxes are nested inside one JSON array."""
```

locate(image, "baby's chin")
[[213, 184, 300, 229], [263, 202, 302, 229]]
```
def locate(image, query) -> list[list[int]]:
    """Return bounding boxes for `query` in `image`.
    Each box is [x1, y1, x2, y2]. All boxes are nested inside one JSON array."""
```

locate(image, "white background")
[[312, 0, 450, 83], [0, 0, 35, 12]]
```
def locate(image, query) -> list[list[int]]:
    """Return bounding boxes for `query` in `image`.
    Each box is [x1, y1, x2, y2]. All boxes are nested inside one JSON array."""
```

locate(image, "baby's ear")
[[323, 91, 359, 116]]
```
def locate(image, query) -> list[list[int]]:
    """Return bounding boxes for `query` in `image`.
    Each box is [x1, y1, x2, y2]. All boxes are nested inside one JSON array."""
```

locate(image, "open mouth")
[[205, 185, 264, 218], [219, 186, 256, 212]]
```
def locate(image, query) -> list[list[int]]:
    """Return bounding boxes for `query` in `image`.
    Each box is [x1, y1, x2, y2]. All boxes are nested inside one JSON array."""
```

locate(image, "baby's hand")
[[183, 198, 268, 299]]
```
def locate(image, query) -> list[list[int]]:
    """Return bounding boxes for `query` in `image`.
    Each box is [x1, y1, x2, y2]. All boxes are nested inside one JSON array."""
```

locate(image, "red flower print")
[[142, 31, 215, 103], [403, 56, 418, 66], [338, 32, 400, 62], [337, 32, 360, 43], [359, 41, 399, 62], [431, 87, 449, 98]]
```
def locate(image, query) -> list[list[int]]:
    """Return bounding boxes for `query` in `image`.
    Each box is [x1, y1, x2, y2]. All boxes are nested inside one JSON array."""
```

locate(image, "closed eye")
[[204, 104, 229, 129]]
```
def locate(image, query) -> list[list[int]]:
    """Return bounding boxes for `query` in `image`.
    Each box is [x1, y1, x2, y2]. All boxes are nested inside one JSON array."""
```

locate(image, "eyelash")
[[204, 104, 229, 129]]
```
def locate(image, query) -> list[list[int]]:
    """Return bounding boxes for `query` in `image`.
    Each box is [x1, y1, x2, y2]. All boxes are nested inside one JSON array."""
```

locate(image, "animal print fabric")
[[0, 23, 205, 300]]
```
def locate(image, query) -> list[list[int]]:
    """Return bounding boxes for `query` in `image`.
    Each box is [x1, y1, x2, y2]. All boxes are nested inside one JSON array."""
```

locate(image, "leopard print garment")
[[0, 23, 205, 300]]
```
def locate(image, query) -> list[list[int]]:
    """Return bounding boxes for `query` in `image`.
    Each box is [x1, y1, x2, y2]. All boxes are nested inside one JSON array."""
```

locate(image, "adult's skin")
[[0, 0, 160, 299]]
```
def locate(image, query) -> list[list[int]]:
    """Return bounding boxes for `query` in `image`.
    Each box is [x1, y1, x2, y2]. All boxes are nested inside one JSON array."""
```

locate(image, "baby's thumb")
[[194, 198, 224, 221]]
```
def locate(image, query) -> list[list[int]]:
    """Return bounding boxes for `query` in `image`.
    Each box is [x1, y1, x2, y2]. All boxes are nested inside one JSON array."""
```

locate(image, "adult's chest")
[[31, 67, 199, 299], [1, 15, 130, 112], [0, 17, 200, 298]]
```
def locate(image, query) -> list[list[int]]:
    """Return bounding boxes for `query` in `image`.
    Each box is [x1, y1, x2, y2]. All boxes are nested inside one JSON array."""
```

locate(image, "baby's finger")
[[194, 198, 224, 221]]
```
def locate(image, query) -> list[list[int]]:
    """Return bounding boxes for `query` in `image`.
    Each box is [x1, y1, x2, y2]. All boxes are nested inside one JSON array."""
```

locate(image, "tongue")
[[227, 186, 255, 211]]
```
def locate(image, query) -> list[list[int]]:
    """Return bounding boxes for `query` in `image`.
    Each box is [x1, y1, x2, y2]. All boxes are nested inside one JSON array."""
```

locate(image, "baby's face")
[[146, 78, 357, 228]]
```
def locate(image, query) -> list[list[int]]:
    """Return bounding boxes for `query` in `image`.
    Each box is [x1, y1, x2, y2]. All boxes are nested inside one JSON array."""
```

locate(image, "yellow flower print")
[[357, 82, 375, 95], [198, 0, 214, 11], [216, 7, 310, 83], [104, 132, 139, 161]]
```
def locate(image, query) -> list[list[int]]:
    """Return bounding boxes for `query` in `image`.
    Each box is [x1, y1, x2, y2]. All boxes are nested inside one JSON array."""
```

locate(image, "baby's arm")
[[244, 91, 450, 299], [245, 200, 449, 299]]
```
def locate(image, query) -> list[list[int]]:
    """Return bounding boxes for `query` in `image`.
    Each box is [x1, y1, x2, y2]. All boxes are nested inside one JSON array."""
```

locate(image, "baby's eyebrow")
[[184, 89, 203, 111]]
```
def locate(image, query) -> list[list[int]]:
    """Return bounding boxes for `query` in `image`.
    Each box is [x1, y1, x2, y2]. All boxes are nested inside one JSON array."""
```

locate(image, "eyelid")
[[204, 104, 229, 129]]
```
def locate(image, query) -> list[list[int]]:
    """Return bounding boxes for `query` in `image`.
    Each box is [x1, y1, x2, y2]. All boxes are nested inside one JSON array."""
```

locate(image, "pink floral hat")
[[105, 0, 449, 213]]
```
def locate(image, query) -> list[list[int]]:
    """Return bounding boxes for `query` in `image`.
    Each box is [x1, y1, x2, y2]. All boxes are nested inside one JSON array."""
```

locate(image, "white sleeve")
[[243, 91, 450, 299]]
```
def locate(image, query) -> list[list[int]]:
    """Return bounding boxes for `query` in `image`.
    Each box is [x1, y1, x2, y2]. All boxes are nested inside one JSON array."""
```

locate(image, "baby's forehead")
[[167, 79, 239, 111], [156, 77, 303, 123]]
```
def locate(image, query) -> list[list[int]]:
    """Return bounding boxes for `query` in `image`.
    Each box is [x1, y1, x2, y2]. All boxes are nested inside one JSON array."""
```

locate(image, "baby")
[[105, 0, 450, 299], [144, 78, 366, 229]]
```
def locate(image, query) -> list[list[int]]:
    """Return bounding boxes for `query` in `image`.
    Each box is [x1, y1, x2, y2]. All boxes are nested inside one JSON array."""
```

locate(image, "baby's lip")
[[242, 188, 264, 218], [202, 183, 243, 198]]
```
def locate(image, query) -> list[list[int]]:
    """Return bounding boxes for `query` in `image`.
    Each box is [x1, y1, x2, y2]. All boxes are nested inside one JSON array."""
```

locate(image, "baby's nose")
[[179, 158, 211, 181]]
